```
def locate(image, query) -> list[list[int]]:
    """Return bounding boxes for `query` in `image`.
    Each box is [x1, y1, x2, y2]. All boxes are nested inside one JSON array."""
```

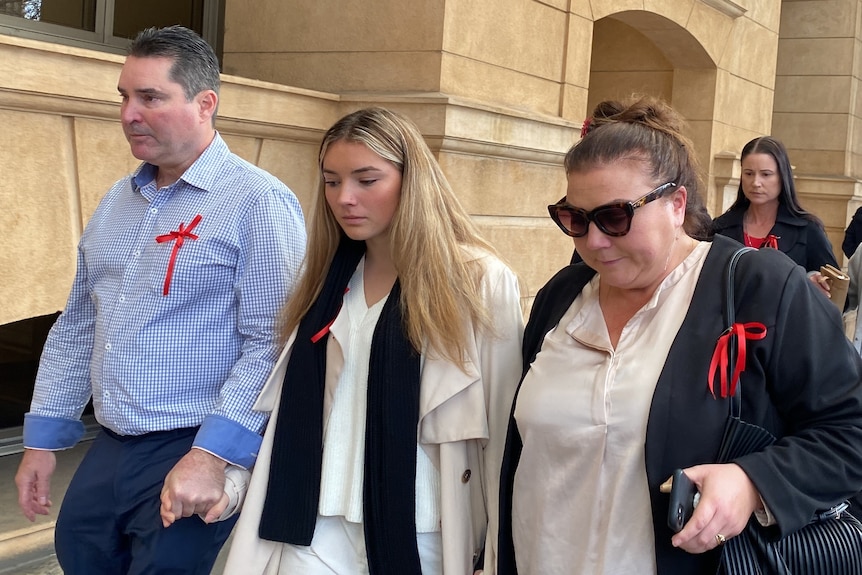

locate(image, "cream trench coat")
[[224, 251, 523, 575]]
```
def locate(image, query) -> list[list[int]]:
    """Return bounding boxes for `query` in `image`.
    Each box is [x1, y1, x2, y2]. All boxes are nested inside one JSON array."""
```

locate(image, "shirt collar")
[[130, 132, 228, 195]]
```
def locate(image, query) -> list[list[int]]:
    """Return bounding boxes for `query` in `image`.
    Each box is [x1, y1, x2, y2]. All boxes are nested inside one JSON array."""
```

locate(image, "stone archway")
[[587, 10, 721, 212]]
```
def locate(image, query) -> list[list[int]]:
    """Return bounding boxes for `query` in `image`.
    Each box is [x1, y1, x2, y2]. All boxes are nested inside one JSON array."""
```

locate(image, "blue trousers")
[[55, 427, 237, 575]]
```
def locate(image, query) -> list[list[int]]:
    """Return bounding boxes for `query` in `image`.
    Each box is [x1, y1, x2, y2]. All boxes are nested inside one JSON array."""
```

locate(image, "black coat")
[[712, 204, 837, 272], [498, 235, 862, 574], [843, 206, 862, 259]]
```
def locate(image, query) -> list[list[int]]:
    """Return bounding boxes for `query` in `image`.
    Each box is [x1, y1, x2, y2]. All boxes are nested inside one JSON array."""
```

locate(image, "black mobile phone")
[[667, 468, 699, 533]]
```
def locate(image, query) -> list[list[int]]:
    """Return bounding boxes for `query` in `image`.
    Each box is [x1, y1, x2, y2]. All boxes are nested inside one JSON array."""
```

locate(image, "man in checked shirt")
[[14, 25, 306, 574]]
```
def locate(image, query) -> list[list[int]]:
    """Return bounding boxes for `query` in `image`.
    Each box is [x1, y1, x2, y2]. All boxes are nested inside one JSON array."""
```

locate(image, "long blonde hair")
[[280, 107, 499, 367]]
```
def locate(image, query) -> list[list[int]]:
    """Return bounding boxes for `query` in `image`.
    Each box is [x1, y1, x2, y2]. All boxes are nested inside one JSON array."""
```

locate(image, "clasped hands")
[[160, 448, 230, 527]]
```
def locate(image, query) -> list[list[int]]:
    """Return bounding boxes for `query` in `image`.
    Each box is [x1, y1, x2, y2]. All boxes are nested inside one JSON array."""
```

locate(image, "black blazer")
[[712, 203, 837, 272], [498, 235, 862, 574], [843, 206, 862, 259]]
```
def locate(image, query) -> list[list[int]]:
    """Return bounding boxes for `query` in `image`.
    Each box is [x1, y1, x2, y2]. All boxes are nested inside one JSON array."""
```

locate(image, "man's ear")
[[197, 90, 218, 123]]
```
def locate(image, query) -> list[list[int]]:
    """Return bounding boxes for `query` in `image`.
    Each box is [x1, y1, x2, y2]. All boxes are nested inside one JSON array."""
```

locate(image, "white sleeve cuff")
[[211, 465, 252, 522]]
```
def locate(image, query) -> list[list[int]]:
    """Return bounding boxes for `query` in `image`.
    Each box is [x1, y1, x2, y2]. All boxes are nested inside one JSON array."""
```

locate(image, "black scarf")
[[259, 238, 423, 574]]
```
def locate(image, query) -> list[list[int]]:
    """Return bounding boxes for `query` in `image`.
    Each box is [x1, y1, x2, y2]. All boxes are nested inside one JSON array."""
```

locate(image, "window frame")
[[0, 0, 220, 56]]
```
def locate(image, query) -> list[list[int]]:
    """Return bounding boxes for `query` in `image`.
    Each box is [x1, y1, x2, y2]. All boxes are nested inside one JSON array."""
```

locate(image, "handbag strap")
[[722, 247, 756, 419]]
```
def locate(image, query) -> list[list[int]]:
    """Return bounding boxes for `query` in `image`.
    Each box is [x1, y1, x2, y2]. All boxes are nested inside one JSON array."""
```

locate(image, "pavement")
[[0, 446, 85, 575], [0, 556, 61, 575]]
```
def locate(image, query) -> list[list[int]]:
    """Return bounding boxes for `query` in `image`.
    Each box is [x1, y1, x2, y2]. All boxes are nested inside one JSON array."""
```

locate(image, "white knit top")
[[318, 259, 442, 532]]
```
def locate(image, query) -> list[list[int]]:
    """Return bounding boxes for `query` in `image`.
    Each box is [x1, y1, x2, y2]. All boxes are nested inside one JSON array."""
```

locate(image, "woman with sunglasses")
[[713, 136, 837, 294], [496, 96, 862, 574], [223, 107, 523, 575]]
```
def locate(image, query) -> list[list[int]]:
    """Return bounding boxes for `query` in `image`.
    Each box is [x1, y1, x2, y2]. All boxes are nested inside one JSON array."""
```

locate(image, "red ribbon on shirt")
[[707, 322, 767, 398], [155, 214, 203, 296]]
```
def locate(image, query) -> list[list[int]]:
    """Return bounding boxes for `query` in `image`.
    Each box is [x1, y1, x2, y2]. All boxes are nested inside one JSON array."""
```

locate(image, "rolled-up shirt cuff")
[[23, 413, 85, 450], [193, 414, 262, 469]]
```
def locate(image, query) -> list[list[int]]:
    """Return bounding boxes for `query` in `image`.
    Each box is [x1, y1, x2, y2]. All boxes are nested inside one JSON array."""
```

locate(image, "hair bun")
[[583, 95, 685, 136], [583, 100, 625, 135]]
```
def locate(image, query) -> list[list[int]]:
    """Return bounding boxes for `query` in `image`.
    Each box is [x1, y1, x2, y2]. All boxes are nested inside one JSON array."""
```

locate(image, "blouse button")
[[461, 469, 472, 483]]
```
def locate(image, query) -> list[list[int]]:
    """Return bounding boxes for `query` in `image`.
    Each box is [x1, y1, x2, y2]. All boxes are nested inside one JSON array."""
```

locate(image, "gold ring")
[[715, 533, 726, 546]]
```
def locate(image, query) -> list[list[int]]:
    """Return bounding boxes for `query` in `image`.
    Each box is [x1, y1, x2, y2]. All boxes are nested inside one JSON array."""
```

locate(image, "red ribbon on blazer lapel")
[[310, 287, 351, 343], [155, 214, 203, 296], [708, 322, 767, 398], [761, 235, 780, 249]]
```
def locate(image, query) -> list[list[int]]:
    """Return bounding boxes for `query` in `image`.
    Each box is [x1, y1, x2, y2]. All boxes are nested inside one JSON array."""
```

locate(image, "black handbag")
[[716, 247, 862, 575]]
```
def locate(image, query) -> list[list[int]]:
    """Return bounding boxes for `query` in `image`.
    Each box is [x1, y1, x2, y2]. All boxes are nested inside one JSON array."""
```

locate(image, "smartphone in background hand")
[[667, 468, 699, 533]]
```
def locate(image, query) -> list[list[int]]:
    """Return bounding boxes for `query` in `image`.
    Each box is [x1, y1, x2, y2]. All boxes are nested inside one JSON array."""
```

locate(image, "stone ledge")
[[702, 0, 747, 19]]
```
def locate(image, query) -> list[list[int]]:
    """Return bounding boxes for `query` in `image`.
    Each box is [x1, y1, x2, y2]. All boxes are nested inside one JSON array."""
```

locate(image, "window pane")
[[112, 0, 204, 40], [0, 0, 96, 31]]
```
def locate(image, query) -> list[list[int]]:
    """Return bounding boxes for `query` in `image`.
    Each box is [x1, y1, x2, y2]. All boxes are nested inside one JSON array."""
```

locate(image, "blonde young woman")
[[224, 107, 523, 575]]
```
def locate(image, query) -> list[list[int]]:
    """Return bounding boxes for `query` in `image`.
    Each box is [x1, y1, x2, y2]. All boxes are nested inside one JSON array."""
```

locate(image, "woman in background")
[[225, 107, 523, 575], [713, 136, 837, 293]]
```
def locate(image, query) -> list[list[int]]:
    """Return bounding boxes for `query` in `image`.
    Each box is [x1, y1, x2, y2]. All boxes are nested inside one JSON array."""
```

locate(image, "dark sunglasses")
[[548, 182, 677, 237]]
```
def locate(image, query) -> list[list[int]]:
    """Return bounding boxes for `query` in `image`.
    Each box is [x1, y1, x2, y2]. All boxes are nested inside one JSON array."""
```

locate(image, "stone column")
[[772, 0, 862, 259]]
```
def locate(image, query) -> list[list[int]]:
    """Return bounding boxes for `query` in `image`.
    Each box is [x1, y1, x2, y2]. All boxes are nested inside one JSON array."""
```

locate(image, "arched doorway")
[[588, 10, 721, 213]]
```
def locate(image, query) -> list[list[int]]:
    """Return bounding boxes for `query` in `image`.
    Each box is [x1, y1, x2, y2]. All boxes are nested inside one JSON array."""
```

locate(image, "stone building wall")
[[8, 0, 860, 329]]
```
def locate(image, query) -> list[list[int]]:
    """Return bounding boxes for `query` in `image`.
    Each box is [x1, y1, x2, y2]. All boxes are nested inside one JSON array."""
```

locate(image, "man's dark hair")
[[128, 26, 220, 104]]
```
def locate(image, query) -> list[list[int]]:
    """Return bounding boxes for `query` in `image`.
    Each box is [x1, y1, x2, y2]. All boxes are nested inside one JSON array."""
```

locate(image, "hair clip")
[[580, 117, 593, 138]]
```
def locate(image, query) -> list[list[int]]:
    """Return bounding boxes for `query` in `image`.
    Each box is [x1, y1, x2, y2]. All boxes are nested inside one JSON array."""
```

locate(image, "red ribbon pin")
[[762, 235, 779, 249], [155, 214, 203, 296], [310, 287, 351, 343], [707, 322, 767, 398]]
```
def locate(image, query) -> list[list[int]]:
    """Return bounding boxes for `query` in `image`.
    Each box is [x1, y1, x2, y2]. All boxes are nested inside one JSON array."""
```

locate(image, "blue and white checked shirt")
[[24, 133, 306, 468]]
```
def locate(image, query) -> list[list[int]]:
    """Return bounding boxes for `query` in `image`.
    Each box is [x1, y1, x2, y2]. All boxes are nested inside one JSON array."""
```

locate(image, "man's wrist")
[[190, 447, 229, 469]]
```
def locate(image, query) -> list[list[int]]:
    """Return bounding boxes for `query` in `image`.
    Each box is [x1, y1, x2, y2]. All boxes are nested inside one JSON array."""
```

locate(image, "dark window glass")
[[113, 0, 204, 40], [1, 0, 97, 32]]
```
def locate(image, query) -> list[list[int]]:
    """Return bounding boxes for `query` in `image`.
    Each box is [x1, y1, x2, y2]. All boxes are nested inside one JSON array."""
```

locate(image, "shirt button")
[[461, 469, 472, 483], [134, 250, 141, 257], [150, 208, 158, 214], [119, 295, 125, 302], [105, 343, 112, 350]]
